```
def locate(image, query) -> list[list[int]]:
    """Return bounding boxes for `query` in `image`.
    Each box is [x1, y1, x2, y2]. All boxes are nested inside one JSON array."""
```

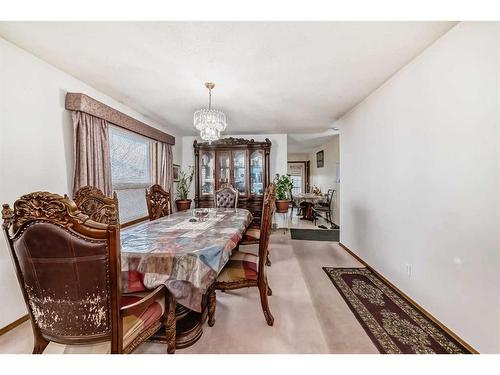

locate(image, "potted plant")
[[175, 166, 194, 212], [273, 173, 294, 213]]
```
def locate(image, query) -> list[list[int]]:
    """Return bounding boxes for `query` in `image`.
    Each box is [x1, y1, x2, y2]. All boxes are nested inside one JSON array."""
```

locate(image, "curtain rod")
[[65, 92, 175, 145]]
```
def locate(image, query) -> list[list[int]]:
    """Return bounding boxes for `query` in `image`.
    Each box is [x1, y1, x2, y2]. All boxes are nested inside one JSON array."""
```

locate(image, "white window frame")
[[109, 125, 156, 224]]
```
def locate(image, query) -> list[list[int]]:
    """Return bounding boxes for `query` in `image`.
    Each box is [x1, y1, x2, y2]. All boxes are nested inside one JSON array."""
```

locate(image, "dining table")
[[293, 193, 327, 221], [120, 207, 253, 348]]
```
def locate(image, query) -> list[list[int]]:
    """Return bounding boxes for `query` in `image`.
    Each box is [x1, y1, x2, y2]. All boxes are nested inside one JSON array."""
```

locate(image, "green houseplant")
[[273, 173, 294, 213], [175, 166, 194, 211]]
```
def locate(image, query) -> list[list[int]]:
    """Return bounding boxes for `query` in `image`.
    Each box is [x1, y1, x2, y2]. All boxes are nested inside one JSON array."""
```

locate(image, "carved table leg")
[[300, 202, 314, 221], [166, 292, 177, 354], [207, 287, 216, 327], [148, 296, 207, 350]]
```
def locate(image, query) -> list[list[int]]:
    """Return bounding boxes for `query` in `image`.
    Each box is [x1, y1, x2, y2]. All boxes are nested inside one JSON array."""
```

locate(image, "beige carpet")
[[0, 225, 378, 354]]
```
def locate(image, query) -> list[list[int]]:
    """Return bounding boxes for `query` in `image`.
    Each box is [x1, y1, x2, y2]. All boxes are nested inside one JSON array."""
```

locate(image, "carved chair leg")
[[165, 292, 177, 354], [266, 255, 271, 267], [258, 283, 274, 326], [32, 336, 49, 354], [207, 287, 216, 327], [266, 278, 272, 296]]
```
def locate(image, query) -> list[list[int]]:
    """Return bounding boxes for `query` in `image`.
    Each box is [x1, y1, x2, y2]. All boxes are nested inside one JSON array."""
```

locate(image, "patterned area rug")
[[323, 267, 471, 354]]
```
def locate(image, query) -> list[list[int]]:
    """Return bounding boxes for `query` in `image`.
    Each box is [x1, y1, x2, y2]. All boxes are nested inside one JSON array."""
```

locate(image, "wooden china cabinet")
[[194, 137, 271, 221]]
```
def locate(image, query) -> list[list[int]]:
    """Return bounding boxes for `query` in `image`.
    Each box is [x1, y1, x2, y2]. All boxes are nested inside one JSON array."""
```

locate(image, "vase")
[[275, 200, 289, 213], [175, 199, 192, 212]]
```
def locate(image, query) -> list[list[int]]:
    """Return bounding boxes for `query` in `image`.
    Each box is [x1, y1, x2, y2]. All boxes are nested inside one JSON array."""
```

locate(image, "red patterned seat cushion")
[[216, 252, 258, 283], [240, 225, 260, 245], [121, 293, 165, 348]]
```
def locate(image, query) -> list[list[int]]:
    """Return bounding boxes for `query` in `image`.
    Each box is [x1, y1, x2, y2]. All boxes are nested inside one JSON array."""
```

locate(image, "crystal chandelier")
[[193, 82, 227, 143]]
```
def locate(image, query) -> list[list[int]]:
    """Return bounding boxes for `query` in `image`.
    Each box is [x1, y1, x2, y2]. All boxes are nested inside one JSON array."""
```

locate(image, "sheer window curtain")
[[72, 111, 113, 197], [156, 142, 173, 194]]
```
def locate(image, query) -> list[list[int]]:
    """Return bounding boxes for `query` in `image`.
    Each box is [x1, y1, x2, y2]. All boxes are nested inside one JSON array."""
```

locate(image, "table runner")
[[120, 208, 253, 311]]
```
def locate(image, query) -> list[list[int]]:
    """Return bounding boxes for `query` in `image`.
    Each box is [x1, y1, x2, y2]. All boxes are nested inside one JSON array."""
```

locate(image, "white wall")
[[0, 37, 182, 327], [340, 22, 500, 353], [181, 136, 198, 200], [309, 135, 340, 224], [181, 134, 287, 199], [309, 136, 340, 190]]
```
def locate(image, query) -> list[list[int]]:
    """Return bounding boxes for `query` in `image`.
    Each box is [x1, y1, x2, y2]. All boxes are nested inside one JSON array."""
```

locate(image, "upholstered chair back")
[[1, 192, 121, 349], [214, 185, 239, 208], [74, 185, 119, 224], [145, 184, 173, 220]]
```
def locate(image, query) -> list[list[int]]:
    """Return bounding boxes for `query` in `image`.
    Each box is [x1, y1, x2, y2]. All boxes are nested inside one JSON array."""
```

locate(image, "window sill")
[[121, 216, 149, 228]]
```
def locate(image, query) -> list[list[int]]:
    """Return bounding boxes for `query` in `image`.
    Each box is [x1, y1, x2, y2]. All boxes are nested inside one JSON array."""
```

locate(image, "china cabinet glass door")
[[200, 151, 215, 196], [232, 150, 247, 196], [250, 150, 264, 196], [217, 151, 231, 187]]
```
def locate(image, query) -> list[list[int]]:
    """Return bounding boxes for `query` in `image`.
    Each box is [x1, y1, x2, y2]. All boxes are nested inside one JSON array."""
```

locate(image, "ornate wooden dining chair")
[[74, 186, 120, 224], [207, 184, 276, 327], [145, 184, 173, 220], [289, 189, 306, 217], [214, 184, 239, 208], [238, 184, 274, 265], [312, 189, 335, 226], [1, 192, 175, 354]]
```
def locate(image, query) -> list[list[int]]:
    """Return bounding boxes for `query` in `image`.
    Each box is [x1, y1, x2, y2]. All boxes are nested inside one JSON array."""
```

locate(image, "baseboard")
[[338, 242, 479, 354], [0, 315, 29, 336]]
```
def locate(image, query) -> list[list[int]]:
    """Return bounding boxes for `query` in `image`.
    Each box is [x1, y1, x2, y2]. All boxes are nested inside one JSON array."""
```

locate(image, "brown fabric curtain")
[[72, 111, 113, 197], [157, 142, 173, 193]]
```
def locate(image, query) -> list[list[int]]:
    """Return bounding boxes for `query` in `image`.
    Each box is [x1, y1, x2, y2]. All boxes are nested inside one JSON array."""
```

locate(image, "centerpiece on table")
[[175, 166, 194, 212], [312, 185, 322, 195], [273, 173, 294, 213]]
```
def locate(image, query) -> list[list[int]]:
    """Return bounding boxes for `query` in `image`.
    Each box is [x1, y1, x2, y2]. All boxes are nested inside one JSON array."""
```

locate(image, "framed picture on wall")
[[316, 150, 324, 168], [173, 164, 180, 182]]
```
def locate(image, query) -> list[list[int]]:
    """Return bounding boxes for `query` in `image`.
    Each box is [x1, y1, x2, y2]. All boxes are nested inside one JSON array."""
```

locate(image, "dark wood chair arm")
[[120, 285, 166, 317]]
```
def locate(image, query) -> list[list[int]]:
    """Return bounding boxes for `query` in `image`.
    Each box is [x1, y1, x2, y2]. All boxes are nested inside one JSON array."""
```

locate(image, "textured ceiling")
[[0, 21, 455, 144], [288, 130, 340, 153]]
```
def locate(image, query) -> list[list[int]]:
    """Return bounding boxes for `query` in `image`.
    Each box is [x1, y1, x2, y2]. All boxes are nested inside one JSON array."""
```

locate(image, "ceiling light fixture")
[[193, 82, 227, 143]]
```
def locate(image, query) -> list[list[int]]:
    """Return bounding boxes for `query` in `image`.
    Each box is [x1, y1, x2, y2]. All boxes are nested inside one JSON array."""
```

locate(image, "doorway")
[[287, 161, 310, 194]]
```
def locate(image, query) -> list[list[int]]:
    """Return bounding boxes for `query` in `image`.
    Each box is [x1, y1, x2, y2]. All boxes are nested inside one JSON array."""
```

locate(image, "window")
[[290, 175, 303, 195], [110, 126, 154, 223], [287, 163, 305, 195]]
